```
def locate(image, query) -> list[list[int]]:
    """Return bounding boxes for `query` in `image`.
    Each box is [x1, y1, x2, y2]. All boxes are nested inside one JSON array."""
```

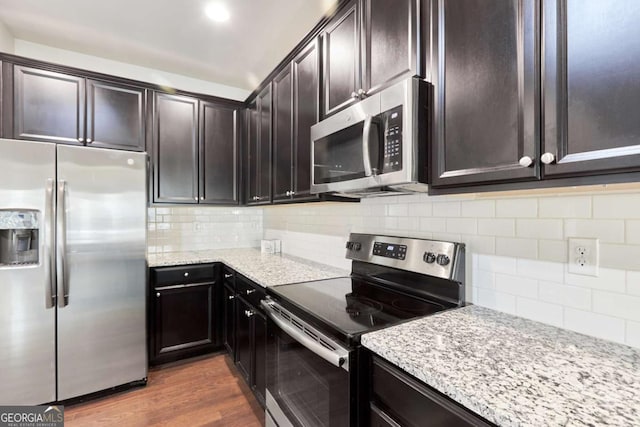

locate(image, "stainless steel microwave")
[[310, 77, 430, 197]]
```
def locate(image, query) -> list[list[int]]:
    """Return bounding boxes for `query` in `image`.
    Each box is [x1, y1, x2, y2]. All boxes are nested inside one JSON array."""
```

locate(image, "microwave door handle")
[[362, 115, 373, 177]]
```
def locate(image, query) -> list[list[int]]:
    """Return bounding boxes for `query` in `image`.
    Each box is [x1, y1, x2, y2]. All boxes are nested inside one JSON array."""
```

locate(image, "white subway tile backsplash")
[[538, 281, 592, 311], [538, 196, 591, 218], [564, 219, 625, 243], [478, 254, 517, 274], [496, 237, 538, 259], [627, 321, 640, 348], [419, 217, 447, 232], [494, 274, 538, 298], [388, 204, 409, 217], [538, 239, 568, 263], [564, 308, 626, 344], [516, 259, 564, 282], [516, 219, 563, 240], [433, 201, 461, 217], [461, 200, 495, 218], [516, 297, 564, 327], [496, 198, 537, 218], [472, 269, 495, 290], [593, 193, 640, 219], [474, 288, 517, 315], [446, 218, 478, 235], [593, 291, 640, 322], [478, 219, 516, 237], [628, 271, 640, 296], [564, 268, 626, 293], [625, 220, 640, 244]]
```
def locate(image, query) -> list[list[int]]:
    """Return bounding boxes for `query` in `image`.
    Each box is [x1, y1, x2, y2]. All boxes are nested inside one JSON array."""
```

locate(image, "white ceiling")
[[0, 0, 338, 91]]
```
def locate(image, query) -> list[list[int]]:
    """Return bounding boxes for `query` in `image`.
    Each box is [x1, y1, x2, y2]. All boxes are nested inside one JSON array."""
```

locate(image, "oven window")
[[313, 122, 366, 184], [268, 326, 350, 427]]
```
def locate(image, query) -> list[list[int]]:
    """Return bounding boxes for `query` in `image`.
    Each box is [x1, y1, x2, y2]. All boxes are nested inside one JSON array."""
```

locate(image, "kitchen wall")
[[0, 20, 14, 53], [148, 206, 263, 254], [12, 40, 249, 100], [263, 184, 640, 349]]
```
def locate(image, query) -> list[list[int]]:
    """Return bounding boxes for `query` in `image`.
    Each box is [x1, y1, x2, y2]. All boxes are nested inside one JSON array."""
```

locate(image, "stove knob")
[[423, 252, 436, 264], [346, 242, 353, 250], [436, 254, 450, 266], [353, 242, 362, 251]]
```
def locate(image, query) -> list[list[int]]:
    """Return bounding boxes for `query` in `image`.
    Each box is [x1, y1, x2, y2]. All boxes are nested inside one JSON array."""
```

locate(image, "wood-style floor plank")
[[64, 353, 264, 426]]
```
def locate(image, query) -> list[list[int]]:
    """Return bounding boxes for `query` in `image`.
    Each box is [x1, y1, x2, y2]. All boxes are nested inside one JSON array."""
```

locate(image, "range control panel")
[[373, 242, 407, 260]]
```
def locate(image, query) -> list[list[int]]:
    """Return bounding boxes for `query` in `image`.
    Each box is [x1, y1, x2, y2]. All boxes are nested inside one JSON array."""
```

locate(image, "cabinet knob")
[[200, 196, 204, 201], [519, 156, 533, 167], [194, 197, 198, 201], [357, 88, 367, 98], [156, 292, 160, 298], [86, 138, 92, 143], [78, 137, 84, 142], [184, 272, 189, 277], [245, 310, 254, 318], [541, 152, 556, 165], [351, 91, 359, 100], [246, 289, 255, 295], [290, 191, 296, 196], [224, 273, 233, 279], [228, 295, 235, 300]]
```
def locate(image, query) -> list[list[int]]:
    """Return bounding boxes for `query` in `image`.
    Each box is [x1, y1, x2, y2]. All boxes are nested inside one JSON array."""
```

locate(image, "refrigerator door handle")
[[57, 180, 69, 307], [44, 178, 56, 308]]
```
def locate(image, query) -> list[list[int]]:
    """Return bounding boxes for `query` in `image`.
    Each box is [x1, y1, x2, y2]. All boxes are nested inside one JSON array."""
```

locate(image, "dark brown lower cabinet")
[[253, 310, 267, 406], [235, 296, 253, 382], [149, 264, 222, 365], [223, 283, 236, 357], [370, 355, 494, 426]]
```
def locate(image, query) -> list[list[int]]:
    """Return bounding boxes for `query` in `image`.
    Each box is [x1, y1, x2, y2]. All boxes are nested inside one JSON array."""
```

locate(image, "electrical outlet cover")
[[568, 238, 599, 276]]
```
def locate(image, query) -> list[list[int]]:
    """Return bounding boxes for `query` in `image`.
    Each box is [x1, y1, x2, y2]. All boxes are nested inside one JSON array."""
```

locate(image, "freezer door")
[[56, 145, 147, 400], [0, 139, 56, 405]]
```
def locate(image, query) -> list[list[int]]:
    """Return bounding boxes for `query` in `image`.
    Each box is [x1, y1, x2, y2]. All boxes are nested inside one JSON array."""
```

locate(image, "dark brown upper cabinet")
[[246, 84, 272, 205], [542, 0, 640, 178], [322, 0, 420, 118], [11, 65, 145, 151], [272, 39, 321, 203], [200, 101, 240, 205], [153, 92, 199, 204], [430, 0, 540, 188], [153, 92, 241, 205]]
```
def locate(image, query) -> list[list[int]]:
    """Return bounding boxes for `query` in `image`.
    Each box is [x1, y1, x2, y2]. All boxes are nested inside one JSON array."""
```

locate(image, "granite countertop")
[[361, 305, 640, 427], [147, 248, 349, 288]]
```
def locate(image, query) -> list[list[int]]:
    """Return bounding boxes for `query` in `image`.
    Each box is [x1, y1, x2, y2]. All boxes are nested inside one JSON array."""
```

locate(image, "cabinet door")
[[362, 0, 419, 95], [235, 297, 253, 383], [153, 283, 215, 360], [200, 101, 239, 204], [253, 310, 267, 407], [430, 0, 540, 187], [223, 284, 236, 357], [257, 84, 273, 203], [153, 92, 199, 203], [13, 66, 85, 145], [246, 101, 259, 204], [322, 1, 361, 117], [292, 39, 320, 201], [86, 79, 145, 151], [543, 0, 640, 177], [272, 65, 293, 202]]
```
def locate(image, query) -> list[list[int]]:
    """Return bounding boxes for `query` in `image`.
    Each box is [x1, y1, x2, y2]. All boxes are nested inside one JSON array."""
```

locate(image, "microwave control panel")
[[382, 105, 403, 173]]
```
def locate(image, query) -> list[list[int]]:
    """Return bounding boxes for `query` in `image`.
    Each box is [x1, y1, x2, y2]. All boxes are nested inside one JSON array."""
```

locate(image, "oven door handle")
[[262, 300, 350, 372]]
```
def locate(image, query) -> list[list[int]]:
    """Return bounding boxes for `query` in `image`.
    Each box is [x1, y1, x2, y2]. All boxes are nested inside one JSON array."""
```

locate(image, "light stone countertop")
[[361, 305, 640, 427], [147, 248, 349, 288]]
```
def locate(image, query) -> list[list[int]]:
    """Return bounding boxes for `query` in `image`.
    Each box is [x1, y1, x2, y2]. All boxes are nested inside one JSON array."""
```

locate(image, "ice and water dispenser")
[[0, 210, 39, 266]]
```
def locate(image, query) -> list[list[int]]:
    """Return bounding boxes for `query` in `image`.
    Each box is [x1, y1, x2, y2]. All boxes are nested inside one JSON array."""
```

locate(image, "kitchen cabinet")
[[246, 84, 272, 205], [234, 274, 267, 407], [11, 65, 145, 151], [429, 0, 539, 188], [273, 39, 320, 203], [369, 355, 493, 426], [153, 92, 241, 205], [149, 264, 222, 365], [222, 267, 236, 357], [542, 0, 640, 177], [322, 0, 419, 117]]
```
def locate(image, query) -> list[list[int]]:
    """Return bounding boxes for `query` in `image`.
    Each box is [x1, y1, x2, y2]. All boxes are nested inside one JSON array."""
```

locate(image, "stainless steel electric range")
[[262, 233, 466, 427]]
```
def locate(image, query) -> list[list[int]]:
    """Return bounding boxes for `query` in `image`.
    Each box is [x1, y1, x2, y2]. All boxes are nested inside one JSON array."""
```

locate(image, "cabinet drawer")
[[152, 264, 216, 287], [371, 357, 493, 427], [222, 266, 235, 290], [236, 274, 266, 309]]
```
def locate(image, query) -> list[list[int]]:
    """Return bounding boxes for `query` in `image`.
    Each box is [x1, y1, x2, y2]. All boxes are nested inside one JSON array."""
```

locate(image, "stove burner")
[[344, 294, 383, 317]]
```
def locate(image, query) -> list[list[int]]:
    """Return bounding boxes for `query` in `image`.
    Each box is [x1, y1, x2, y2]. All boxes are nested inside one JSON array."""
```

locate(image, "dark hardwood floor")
[[64, 353, 264, 426]]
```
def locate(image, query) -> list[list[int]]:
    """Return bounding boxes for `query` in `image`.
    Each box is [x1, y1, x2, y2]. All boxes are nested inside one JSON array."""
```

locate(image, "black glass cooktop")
[[269, 276, 447, 339]]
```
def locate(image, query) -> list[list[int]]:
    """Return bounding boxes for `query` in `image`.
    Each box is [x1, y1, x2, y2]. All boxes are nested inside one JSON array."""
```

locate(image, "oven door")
[[262, 300, 353, 427]]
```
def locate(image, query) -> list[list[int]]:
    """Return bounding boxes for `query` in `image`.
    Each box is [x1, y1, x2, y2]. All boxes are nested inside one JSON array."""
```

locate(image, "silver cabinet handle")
[[541, 152, 556, 165], [245, 310, 254, 318], [357, 88, 367, 98], [224, 274, 233, 279], [362, 115, 374, 177], [44, 178, 56, 308], [156, 292, 161, 298], [56, 180, 69, 307], [155, 282, 212, 291], [350, 91, 359, 99], [285, 191, 290, 196], [290, 191, 295, 196], [246, 289, 255, 295], [184, 272, 189, 277], [519, 156, 533, 167], [228, 295, 235, 300]]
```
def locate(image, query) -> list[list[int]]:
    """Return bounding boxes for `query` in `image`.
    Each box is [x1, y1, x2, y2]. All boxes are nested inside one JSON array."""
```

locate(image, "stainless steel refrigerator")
[[0, 138, 147, 405]]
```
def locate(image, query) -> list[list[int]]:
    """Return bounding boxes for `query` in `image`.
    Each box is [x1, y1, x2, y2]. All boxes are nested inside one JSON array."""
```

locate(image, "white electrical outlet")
[[568, 238, 599, 276]]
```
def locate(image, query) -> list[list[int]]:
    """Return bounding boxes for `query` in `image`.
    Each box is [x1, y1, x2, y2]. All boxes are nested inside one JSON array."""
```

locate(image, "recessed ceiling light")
[[205, 3, 230, 23]]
